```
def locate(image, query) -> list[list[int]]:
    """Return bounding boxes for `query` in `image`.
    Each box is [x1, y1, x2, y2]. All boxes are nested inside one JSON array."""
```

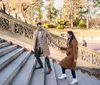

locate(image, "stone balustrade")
[[50, 35, 100, 67], [0, 11, 100, 68], [79, 46, 100, 66], [0, 12, 36, 39]]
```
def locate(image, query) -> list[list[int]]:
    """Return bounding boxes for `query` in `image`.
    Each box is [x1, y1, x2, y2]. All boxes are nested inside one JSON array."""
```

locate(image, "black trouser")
[[62, 67, 76, 78], [35, 49, 51, 69]]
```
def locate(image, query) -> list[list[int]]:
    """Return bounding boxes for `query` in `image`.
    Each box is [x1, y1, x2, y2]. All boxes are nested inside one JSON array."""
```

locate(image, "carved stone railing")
[[78, 46, 100, 66], [0, 12, 66, 47], [0, 11, 100, 68], [49, 33, 66, 48], [0, 12, 36, 39]]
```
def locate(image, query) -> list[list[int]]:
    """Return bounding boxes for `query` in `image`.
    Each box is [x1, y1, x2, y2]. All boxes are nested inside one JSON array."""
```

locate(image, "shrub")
[[58, 20, 64, 25], [43, 24, 48, 28], [78, 19, 86, 28], [56, 25, 64, 29], [73, 18, 80, 26], [56, 19, 68, 29], [58, 19, 65, 25], [48, 24, 56, 28]]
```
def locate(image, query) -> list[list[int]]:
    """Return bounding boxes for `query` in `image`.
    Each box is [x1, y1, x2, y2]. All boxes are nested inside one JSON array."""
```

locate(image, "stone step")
[[0, 51, 31, 85], [10, 54, 36, 85], [0, 48, 24, 70], [0, 42, 11, 49], [91, 76, 100, 84], [0, 45, 18, 57], [65, 70, 74, 84], [45, 59, 58, 85], [85, 73, 100, 85], [76, 70, 87, 85], [66, 70, 86, 85], [77, 70, 94, 85], [53, 62, 69, 85], [30, 57, 45, 85]]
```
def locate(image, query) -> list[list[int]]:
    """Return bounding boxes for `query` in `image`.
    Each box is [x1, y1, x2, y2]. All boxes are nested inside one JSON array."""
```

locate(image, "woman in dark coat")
[[58, 31, 78, 85]]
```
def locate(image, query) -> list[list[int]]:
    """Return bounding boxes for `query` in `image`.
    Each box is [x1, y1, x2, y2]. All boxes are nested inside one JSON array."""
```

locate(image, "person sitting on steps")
[[82, 39, 87, 47]]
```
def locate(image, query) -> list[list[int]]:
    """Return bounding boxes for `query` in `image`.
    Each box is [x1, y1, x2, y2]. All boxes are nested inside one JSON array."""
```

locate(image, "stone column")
[[9, 20, 14, 33]]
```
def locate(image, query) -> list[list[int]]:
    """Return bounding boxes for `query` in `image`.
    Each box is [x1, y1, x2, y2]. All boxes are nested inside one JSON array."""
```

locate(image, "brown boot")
[[46, 68, 52, 74]]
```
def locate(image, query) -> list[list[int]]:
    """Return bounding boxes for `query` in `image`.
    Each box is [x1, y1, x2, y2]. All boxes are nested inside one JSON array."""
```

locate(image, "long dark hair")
[[67, 31, 76, 44]]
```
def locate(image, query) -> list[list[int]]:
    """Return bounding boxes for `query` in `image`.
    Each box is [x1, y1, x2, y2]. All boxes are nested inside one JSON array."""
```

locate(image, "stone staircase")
[[0, 38, 100, 85]]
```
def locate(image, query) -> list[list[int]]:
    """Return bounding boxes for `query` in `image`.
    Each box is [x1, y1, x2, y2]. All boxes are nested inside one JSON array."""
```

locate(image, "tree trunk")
[[86, 15, 89, 29], [69, 0, 73, 28]]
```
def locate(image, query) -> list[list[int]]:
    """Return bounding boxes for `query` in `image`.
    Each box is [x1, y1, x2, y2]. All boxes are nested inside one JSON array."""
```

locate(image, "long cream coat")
[[33, 29, 57, 57]]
